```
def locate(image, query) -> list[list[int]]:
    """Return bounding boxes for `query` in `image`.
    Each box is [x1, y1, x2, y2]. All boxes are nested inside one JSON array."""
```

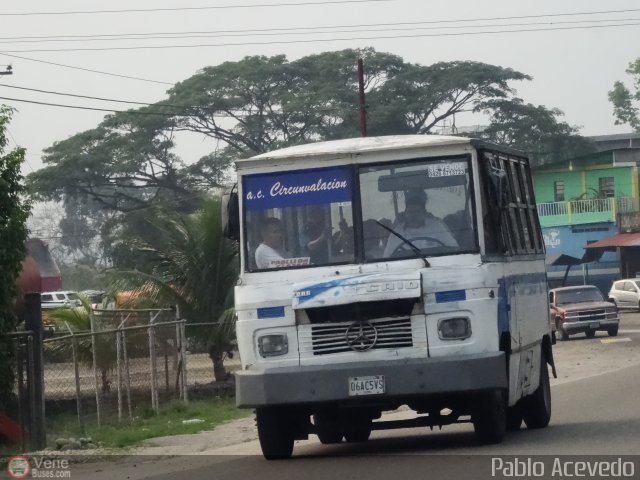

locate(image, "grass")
[[45, 398, 252, 449]]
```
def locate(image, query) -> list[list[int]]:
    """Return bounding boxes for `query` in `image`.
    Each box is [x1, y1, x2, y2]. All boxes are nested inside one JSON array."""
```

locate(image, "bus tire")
[[522, 358, 551, 429], [256, 407, 295, 460], [473, 389, 507, 444]]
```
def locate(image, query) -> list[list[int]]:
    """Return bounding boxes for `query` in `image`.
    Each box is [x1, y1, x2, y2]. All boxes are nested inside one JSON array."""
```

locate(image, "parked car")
[[608, 279, 640, 311], [81, 290, 106, 308], [549, 285, 619, 340], [40, 291, 81, 310]]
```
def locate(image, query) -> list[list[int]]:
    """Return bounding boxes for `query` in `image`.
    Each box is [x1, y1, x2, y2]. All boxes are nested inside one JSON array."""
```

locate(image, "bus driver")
[[382, 189, 458, 257]]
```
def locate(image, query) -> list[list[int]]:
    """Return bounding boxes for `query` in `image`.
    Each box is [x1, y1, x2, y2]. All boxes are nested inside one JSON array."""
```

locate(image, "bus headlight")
[[437, 317, 471, 340], [258, 334, 289, 357]]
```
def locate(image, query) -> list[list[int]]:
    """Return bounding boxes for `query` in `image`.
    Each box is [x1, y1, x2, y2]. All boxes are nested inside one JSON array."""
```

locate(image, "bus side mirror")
[[222, 186, 240, 241]]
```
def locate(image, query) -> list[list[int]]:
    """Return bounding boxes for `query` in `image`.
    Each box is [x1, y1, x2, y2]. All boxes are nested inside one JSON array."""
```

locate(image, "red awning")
[[585, 232, 640, 249]]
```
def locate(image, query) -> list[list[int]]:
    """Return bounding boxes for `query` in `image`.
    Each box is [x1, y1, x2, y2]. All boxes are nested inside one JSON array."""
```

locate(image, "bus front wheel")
[[473, 389, 507, 444], [256, 407, 295, 460]]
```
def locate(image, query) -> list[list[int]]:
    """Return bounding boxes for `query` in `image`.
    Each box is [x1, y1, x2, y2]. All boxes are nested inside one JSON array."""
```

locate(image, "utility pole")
[[357, 58, 367, 137], [0, 65, 13, 76]]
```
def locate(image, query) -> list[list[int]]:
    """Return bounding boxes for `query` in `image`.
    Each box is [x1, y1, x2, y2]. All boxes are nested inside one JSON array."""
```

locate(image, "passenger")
[[255, 217, 288, 269], [301, 206, 331, 264], [332, 218, 354, 255]]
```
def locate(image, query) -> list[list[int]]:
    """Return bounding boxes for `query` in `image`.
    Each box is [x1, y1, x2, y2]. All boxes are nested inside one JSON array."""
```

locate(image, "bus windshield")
[[243, 157, 477, 271], [359, 156, 476, 261]]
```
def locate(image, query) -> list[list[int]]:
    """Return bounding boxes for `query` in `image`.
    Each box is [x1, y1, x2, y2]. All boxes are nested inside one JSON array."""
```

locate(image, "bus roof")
[[238, 135, 525, 168], [243, 135, 467, 162]]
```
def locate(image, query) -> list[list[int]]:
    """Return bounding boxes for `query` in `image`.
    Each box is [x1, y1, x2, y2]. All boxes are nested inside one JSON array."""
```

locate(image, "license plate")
[[589, 321, 600, 328], [348, 375, 385, 396]]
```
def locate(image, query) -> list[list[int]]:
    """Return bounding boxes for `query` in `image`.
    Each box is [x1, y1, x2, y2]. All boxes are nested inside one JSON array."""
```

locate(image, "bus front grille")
[[308, 317, 413, 355]]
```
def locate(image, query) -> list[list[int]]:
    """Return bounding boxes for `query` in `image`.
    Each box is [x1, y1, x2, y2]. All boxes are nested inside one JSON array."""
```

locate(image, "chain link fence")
[[41, 310, 233, 428]]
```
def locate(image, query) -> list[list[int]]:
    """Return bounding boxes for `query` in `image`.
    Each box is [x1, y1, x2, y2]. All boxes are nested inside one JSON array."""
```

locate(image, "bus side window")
[[482, 151, 543, 256], [480, 187, 502, 254], [481, 157, 506, 255]]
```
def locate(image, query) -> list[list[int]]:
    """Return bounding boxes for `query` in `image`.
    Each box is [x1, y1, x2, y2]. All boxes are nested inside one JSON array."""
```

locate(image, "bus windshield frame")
[[242, 154, 479, 272]]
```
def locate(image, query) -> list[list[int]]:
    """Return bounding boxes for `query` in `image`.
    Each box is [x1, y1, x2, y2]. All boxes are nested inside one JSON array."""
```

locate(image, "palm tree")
[[113, 197, 239, 382], [45, 296, 116, 393]]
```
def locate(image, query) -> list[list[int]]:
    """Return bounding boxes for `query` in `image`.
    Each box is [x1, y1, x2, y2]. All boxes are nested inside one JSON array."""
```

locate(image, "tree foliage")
[[166, 49, 531, 151], [26, 48, 592, 269], [367, 60, 530, 136], [111, 198, 238, 381], [476, 98, 596, 166], [609, 57, 640, 131], [0, 105, 31, 409], [44, 296, 115, 393], [28, 112, 209, 213]]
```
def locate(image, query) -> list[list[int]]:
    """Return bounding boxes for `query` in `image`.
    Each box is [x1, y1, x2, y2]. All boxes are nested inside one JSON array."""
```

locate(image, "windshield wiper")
[[375, 220, 430, 268]]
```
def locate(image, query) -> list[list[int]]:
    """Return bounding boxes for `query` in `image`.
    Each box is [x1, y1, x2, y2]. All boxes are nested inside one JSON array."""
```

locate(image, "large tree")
[[0, 106, 31, 409], [166, 49, 531, 151], [609, 57, 640, 131], [28, 111, 208, 213], [27, 48, 546, 208], [367, 60, 530, 136], [27, 48, 591, 267], [476, 98, 596, 166], [27, 109, 226, 269]]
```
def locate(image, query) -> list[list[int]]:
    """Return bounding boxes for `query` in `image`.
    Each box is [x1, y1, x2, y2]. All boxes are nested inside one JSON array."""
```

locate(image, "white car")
[[608, 279, 640, 311], [40, 291, 81, 309]]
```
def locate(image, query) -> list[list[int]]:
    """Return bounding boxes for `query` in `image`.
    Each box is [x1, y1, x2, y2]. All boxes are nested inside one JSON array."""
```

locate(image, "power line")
[[0, 8, 634, 86], [0, 0, 392, 16], [1, 8, 638, 42], [0, 95, 196, 116], [0, 16, 636, 44], [0, 84, 355, 115], [0, 95, 343, 117], [2, 21, 638, 53], [0, 52, 173, 85], [0, 83, 194, 109]]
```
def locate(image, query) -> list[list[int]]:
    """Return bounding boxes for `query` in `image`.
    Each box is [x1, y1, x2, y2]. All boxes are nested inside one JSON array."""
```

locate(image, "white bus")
[[224, 135, 555, 459]]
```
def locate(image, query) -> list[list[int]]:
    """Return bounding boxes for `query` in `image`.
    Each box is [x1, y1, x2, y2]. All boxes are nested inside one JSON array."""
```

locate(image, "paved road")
[[70, 313, 640, 480]]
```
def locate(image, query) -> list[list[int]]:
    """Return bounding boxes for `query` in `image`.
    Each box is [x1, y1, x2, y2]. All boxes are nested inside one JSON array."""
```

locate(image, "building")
[[532, 138, 640, 293], [16, 238, 62, 294]]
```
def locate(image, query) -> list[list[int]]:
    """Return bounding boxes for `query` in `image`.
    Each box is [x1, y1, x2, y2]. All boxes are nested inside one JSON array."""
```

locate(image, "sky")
[[1, 0, 640, 176]]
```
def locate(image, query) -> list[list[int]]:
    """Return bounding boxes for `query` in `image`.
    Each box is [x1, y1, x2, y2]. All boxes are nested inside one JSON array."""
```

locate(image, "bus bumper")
[[235, 352, 507, 408]]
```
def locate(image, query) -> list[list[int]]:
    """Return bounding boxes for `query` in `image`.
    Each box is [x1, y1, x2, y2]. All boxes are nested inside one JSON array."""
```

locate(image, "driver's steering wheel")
[[391, 236, 446, 257]]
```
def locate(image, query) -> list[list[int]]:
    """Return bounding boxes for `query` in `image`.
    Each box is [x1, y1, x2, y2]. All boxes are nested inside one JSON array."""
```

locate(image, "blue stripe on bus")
[[257, 306, 285, 319], [435, 290, 466, 303]]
